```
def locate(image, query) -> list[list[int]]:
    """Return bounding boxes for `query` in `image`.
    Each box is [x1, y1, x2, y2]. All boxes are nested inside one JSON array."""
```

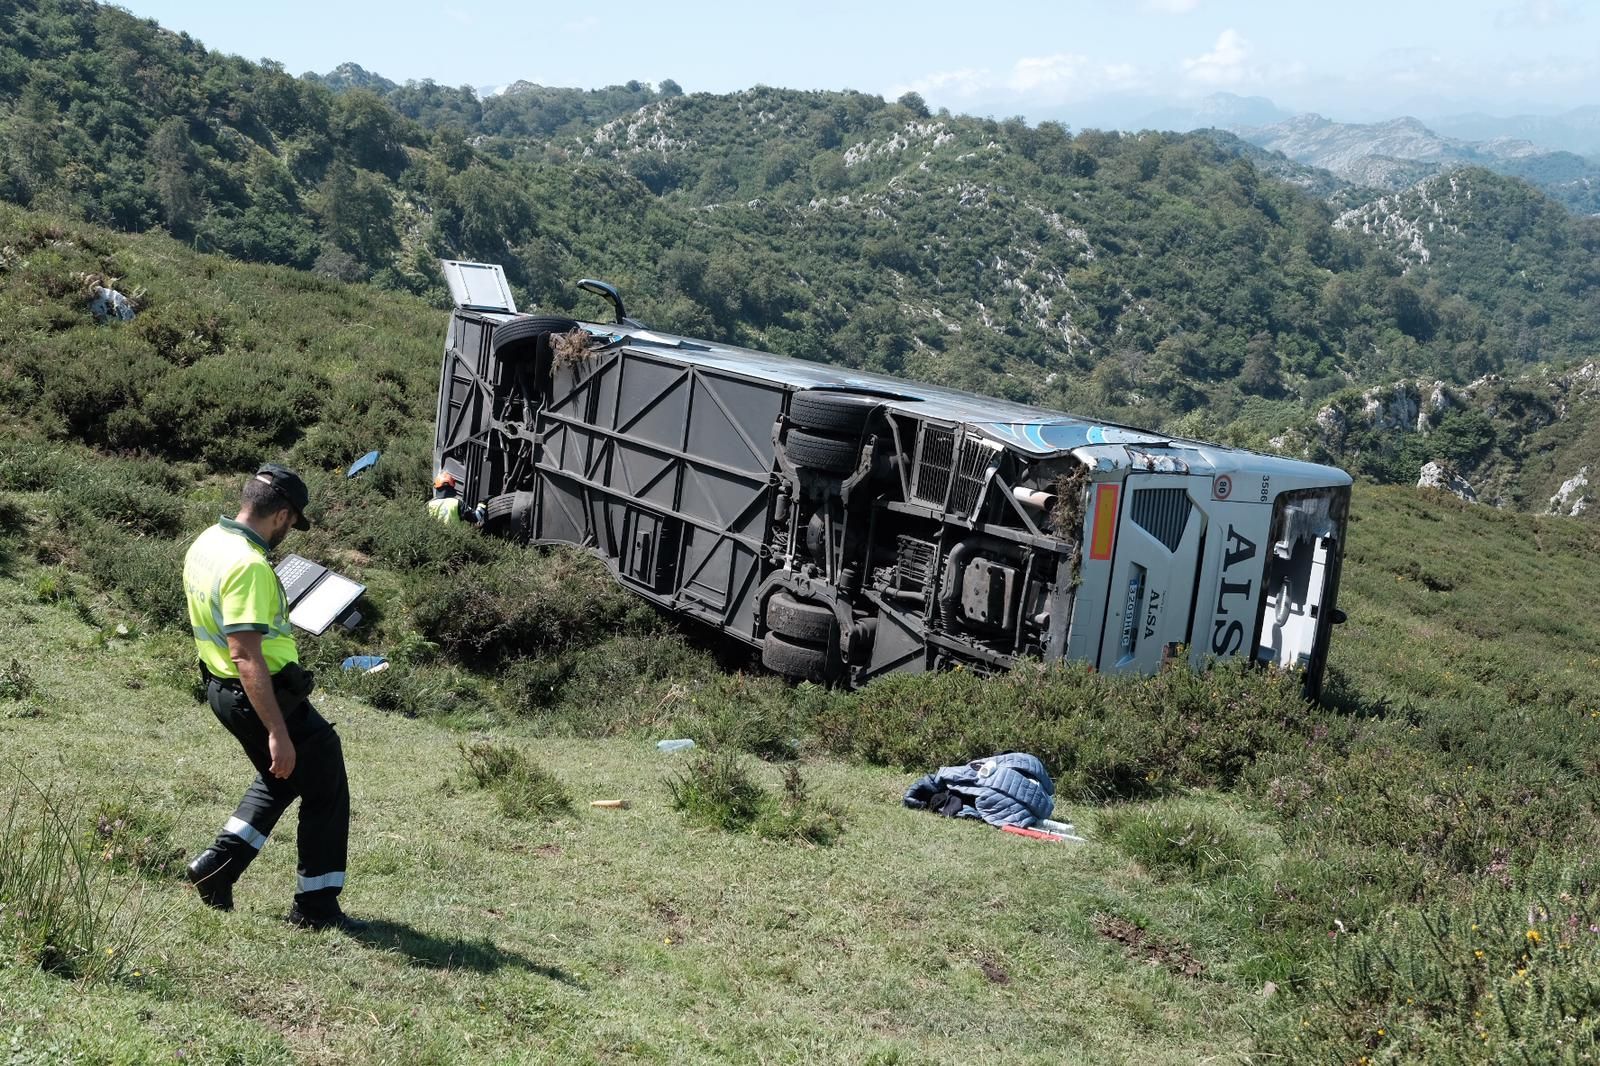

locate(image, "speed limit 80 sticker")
[[1212, 474, 1233, 501]]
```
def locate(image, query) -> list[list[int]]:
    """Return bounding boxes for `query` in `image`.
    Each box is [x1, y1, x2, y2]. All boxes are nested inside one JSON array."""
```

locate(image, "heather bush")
[[819, 659, 1311, 800], [404, 549, 651, 667]]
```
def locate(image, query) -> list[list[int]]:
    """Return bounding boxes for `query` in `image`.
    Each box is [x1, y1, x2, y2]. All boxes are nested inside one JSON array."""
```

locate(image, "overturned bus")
[[434, 261, 1351, 698]]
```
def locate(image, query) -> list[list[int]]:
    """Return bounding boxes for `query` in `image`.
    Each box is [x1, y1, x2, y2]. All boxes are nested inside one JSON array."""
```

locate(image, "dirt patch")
[[976, 953, 1010, 985], [534, 843, 563, 858], [1094, 914, 1205, 978]]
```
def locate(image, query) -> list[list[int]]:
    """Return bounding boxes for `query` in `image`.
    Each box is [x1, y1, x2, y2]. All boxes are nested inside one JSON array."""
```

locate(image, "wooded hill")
[[2, 0, 1598, 507]]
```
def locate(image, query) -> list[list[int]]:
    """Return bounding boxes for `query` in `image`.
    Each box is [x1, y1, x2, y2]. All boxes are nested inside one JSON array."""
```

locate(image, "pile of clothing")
[[903, 752, 1054, 829]]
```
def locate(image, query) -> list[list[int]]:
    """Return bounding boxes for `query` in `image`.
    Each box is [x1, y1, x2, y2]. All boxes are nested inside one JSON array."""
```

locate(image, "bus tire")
[[787, 390, 882, 435], [761, 632, 832, 682], [491, 315, 580, 360], [764, 592, 836, 644], [783, 430, 859, 474]]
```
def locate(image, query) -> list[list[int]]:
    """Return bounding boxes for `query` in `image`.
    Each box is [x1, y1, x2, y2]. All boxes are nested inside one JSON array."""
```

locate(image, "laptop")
[[273, 554, 366, 635]]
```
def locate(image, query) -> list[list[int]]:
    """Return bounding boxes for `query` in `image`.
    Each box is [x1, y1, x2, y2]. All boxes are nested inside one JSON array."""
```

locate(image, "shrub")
[[457, 739, 572, 820], [406, 549, 650, 666], [0, 659, 36, 701], [754, 764, 845, 845], [818, 660, 1312, 800], [667, 752, 768, 832], [668, 754, 844, 843], [340, 662, 489, 720]]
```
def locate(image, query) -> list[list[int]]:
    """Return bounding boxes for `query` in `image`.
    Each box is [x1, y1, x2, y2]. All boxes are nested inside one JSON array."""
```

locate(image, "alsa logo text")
[[1210, 525, 1258, 656]]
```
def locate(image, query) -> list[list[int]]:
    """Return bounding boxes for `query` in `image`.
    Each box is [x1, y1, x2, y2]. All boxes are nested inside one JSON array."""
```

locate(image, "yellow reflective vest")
[[428, 497, 463, 524], [183, 518, 298, 679]]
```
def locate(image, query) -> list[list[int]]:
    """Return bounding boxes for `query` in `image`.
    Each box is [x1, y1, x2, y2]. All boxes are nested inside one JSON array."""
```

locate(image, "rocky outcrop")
[[1548, 467, 1591, 517], [1418, 461, 1478, 503]]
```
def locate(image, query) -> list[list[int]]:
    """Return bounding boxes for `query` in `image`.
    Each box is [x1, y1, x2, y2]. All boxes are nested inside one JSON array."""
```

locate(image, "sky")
[[118, 0, 1600, 125]]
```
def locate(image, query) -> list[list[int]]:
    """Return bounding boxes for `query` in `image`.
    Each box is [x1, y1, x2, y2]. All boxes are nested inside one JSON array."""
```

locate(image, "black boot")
[[286, 899, 367, 933], [185, 847, 237, 911]]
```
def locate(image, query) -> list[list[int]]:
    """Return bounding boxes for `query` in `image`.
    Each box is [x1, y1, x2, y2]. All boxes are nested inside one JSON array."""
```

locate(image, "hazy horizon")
[[115, 0, 1598, 131]]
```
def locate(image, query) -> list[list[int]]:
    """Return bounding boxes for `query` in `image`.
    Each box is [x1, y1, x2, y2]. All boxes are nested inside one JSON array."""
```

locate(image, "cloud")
[[1141, 0, 1201, 11], [1495, 1, 1578, 27], [890, 54, 1144, 108], [1181, 29, 1252, 85], [885, 67, 992, 103]]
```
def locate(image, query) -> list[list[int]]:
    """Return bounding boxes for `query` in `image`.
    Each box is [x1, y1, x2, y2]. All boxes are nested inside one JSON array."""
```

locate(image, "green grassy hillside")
[[6, 0, 1600, 447], [3, 201, 1600, 1062]]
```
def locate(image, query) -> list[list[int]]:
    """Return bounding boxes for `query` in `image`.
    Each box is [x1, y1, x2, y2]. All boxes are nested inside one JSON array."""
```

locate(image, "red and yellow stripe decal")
[[1088, 484, 1120, 561]]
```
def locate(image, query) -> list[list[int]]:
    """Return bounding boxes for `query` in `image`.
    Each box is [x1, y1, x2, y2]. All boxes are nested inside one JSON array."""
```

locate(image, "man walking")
[[182, 463, 363, 932]]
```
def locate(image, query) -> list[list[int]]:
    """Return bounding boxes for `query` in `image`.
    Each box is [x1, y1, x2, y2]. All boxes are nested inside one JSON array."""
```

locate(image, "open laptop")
[[273, 554, 366, 635]]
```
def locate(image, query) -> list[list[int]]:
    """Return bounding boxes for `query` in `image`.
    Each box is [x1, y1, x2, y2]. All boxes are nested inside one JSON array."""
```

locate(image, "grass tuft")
[[0, 771, 159, 980], [0, 658, 35, 701], [669, 754, 845, 844], [457, 739, 573, 821]]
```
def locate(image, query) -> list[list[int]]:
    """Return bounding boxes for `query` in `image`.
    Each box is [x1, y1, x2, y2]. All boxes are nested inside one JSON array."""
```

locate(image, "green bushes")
[[819, 660, 1312, 801], [404, 549, 651, 667], [1103, 807, 1256, 884]]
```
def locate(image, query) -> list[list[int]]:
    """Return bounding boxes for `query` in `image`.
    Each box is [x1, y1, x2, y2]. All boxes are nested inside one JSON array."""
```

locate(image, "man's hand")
[[267, 727, 297, 779], [228, 630, 297, 779]]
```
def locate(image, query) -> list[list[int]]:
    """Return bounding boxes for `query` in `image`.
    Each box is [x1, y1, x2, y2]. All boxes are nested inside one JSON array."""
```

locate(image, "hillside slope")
[[4, 0, 1600, 446]]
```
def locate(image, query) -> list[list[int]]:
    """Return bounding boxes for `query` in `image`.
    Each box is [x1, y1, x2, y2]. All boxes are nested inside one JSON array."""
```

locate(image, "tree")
[[1239, 332, 1282, 396], [2, 81, 66, 205], [897, 92, 929, 118], [658, 79, 684, 98], [331, 90, 408, 174], [147, 118, 202, 236]]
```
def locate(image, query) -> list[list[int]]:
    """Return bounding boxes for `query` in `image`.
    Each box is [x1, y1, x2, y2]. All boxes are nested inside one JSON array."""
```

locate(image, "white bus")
[[435, 262, 1351, 698]]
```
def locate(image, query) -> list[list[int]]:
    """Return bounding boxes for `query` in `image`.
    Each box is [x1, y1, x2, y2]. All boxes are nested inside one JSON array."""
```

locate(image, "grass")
[[0, 574, 1263, 1064]]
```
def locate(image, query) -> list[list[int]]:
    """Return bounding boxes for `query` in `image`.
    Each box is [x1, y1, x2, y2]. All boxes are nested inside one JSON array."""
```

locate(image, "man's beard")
[[268, 524, 289, 549]]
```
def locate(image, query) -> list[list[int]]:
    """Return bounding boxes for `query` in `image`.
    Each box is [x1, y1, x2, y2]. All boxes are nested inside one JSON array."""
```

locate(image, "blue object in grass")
[[341, 655, 388, 673], [346, 450, 380, 478]]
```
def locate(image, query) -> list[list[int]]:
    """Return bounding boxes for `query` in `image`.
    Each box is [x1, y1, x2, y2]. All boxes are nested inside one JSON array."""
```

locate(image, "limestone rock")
[[1548, 467, 1591, 517], [1418, 460, 1478, 503]]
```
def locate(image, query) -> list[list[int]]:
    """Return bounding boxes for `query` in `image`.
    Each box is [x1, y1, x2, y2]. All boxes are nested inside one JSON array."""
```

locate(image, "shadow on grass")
[[353, 919, 582, 985]]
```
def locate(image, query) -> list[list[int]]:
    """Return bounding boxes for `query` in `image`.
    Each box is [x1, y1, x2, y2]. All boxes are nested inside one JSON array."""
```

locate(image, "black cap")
[[254, 463, 311, 530]]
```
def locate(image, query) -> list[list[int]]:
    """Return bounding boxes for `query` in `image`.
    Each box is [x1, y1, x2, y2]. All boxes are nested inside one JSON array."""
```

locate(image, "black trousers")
[[204, 680, 350, 909]]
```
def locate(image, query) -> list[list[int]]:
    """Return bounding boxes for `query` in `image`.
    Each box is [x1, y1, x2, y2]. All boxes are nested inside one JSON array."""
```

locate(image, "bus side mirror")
[[578, 278, 627, 324]]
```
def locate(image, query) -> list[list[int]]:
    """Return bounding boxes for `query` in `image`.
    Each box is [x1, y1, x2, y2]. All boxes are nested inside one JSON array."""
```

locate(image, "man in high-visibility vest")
[[183, 464, 364, 932], [428, 471, 483, 526]]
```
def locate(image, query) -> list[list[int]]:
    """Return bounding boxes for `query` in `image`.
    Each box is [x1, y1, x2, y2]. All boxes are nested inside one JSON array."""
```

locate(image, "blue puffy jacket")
[[903, 753, 1055, 828]]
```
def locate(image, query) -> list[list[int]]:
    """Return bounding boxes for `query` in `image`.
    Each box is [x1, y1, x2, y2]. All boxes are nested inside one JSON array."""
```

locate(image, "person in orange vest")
[[427, 472, 483, 526]]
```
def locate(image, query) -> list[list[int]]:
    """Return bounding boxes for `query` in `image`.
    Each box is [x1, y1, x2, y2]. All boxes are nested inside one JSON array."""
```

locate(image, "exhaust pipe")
[[1012, 487, 1057, 511]]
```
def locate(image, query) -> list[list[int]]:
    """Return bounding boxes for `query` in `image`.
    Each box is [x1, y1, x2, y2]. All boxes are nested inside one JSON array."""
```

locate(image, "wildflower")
[[1471, 923, 1479, 932], [1377, 1029, 1385, 1037], [1527, 929, 1542, 945], [1475, 950, 1485, 959]]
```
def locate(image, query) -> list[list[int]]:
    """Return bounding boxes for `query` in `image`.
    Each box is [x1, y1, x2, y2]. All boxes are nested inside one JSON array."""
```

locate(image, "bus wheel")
[[761, 632, 832, 683], [764, 592, 836, 644], [783, 430, 859, 474], [787, 390, 883, 435]]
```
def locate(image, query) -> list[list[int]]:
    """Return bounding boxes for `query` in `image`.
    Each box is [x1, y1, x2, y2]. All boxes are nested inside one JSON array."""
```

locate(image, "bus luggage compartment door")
[[1095, 475, 1204, 675]]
